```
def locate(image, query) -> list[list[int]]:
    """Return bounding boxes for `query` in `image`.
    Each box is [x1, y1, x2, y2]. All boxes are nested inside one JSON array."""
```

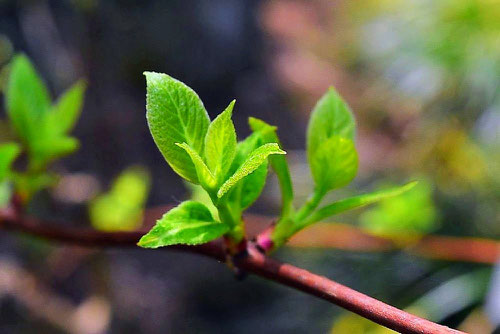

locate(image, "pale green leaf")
[[217, 143, 286, 198], [249, 117, 294, 215], [310, 136, 358, 193], [90, 167, 151, 231], [47, 80, 86, 135], [307, 87, 355, 158], [204, 100, 237, 181], [5, 54, 51, 143], [360, 180, 438, 236], [145, 72, 210, 183], [138, 201, 229, 248], [303, 181, 418, 225], [227, 132, 268, 210], [29, 137, 79, 171], [176, 142, 216, 189]]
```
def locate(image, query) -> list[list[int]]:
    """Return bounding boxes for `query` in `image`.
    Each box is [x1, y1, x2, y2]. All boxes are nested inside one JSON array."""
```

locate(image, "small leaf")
[[227, 132, 268, 210], [204, 100, 237, 182], [138, 201, 229, 248], [360, 180, 438, 236], [249, 117, 294, 214], [304, 182, 418, 225], [310, 136, 358, 193], [217, 143, 286, 198], [46, 80, 86, 135], [176, 142, 217, 189], [5, 54, 51, 143], [90, 167, 151, 232], [144, 72, 210, 183], [29, 137, 79, 171], [307, 87, 355, 158], [0, 142, 20, 181]]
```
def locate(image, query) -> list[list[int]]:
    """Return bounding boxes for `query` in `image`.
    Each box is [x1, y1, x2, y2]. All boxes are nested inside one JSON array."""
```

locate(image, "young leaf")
[[90, 167, 151, 232], [307, 87, 355, 158], [29, 137, 79, 171], [138, 201, 229, 248], [5, 55, 51, 143], [204, 100, 237, 181], [144, 72, 210, 184], [217, 143, 286, 198], [176, 142, 217, 190], [310, 136, 358, 193], [0, 143, 20, 181], [302, 181, 418, 226], [227, 132, 268, 210], [360, 180, 438, 236], [46, 80, 86, 135], [249, 117, 294, 215]]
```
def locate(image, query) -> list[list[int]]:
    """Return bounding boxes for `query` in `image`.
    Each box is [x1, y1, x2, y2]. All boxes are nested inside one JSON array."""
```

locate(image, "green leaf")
[[227, 132, 268, 210], [144, 72, 210, 183], [138, 201, 229, 248], [310, 136, 358, 193], [0, 142, 20, 181], [46, 80, 86, 135], [217, 143, 286, 199], [307, 87, 355, 158], [303, 182, 418, 226], [5, 54, 51, 143], [29, 137, 79, 171], [360, 180, 438, 236], [249, 117, 294, 215], [176, 142, 217, 190], [90, 167, 151, 232], [204, 100, 237, 182]]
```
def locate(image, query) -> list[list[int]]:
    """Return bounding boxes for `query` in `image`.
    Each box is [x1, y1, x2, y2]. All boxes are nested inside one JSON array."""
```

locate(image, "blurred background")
[[0, 0, 499, 333]]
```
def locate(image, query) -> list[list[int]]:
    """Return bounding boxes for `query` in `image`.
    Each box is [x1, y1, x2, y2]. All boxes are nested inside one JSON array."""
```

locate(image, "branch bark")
[[0, 210, 464, 334]]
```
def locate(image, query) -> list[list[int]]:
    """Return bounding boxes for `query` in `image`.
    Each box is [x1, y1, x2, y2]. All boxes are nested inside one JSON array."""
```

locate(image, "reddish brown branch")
[[0, 211, 463, 334]]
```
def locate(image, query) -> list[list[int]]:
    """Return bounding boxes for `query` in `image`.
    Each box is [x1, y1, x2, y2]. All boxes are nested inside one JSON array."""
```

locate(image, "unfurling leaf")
[[138, 201, 229, 248], [227, 132, 268, 210], [90, 167, 151, 231], [5, 54, 51, 144], [217, 143, 286, 199], [249, 117, 293, 215], [46, 80, 86, 135], [310, 136, 358, 193], [304, 182, 417, 225], [307, 87, 355, 156], [145, 72, 210, 184], [176, 142, 216, 190], [204, 100, 237, 182], [307, 87, 357, 193]]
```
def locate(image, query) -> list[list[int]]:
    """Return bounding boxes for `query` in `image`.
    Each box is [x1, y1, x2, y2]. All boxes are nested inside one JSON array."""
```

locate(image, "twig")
[[0, 211, 463, 334]]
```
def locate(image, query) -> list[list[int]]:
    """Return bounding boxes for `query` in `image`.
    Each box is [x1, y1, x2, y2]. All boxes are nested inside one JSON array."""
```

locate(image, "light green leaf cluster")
[[142, 73, 286, 247], [89, 167, 151, 232], [141, 74, 415, 250], [6, 55, 85, 172], [1, 54, 86, 202], [270, 87, 415, 249]]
